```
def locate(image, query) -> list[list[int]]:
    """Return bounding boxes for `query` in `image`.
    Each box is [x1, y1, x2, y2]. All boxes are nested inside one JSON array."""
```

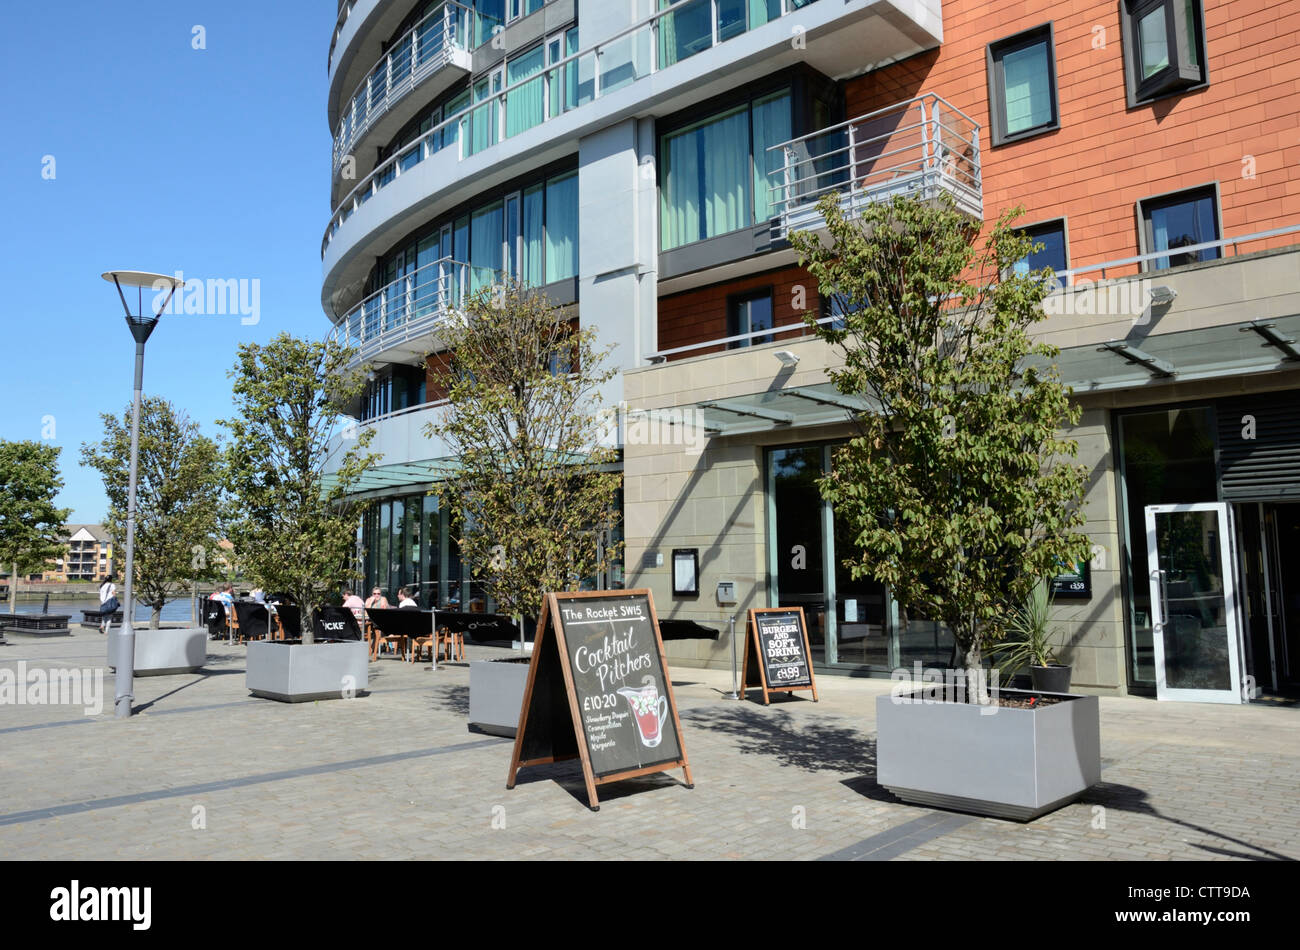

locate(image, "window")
[[505, 45, 546, 138], [1122, 0, 1206, 104], [987, 25, 1059, 146], [507, 0, 545, 23], [659, 89, 792, 250], [1013, 219, 1068, 277], [1138, 186, 1220, 270], [728, 289, 774, 348]]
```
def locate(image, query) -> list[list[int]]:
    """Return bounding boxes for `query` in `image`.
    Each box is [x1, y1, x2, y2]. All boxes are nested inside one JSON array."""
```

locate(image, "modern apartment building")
[[29, 525, 113, 583], [321, 0, 1300, 702]]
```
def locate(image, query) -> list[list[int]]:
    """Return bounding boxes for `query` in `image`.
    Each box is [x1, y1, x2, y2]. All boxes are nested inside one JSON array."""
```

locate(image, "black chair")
[[203, 600, 228, 639], [231, 601, 270, 642], [273, 604, 302, 640], [314, 605, 363, 641]]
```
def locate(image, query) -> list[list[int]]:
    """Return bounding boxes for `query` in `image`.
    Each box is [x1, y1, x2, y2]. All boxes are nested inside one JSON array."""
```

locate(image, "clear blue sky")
[[0, 0, 331, 522]]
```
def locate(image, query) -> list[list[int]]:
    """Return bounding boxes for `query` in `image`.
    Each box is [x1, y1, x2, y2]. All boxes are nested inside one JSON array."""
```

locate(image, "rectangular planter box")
[[246, 640, 369, 703], [468, 658, 531, 737], [108, 626, 207, 676], [876, 689, 1101, 821]]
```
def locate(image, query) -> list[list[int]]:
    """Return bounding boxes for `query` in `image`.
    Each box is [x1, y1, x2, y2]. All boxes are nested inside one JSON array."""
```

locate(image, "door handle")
[[1150, 568, 1169, 630]]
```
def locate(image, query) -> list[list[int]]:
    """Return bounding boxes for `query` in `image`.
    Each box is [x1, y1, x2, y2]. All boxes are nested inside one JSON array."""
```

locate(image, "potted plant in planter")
[[989, 580, 1072, 693], [790, 192, 1098, 820], [425, 282, 623, 735], [221, 334, 379, 703]]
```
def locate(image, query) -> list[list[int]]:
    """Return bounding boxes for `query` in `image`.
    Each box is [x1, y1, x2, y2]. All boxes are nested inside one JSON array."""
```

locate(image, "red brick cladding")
[[843, 0, 1300, 272], [657, 265, 821, 359]]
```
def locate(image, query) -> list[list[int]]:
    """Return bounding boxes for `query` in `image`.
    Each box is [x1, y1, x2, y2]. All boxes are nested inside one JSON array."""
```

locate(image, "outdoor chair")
[[366, 607, 428, 660], [232, 602, 270, 643]]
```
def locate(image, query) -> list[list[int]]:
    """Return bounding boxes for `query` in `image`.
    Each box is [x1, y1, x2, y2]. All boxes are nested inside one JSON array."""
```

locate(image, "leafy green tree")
[[426, 281, 623, 626], [220, 334, 377, 639], [0, 441, 71, 612], [80, 397, 223, 628], [789, 193, 1090, 697]]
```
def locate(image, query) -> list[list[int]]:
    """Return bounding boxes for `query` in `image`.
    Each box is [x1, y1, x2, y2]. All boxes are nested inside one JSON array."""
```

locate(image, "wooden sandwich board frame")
[[506, 589, 693, 812], [741, 606, 819, 705]]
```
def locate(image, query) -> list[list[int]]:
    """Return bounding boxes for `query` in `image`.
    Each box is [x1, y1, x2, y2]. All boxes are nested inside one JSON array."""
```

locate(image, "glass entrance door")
[[1144, 502, 1245, 703]]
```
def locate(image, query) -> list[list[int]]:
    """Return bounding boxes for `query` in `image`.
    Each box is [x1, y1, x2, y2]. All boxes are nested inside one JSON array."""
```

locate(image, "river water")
[[8, 598, 198, 623]]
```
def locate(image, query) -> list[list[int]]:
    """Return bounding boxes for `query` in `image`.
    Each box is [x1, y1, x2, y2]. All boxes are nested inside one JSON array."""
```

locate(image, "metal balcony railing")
[[328, 0, 359, 73], [332, 1, 484, 178], [327, 256, 475, 368], [323, 0, 820, 255], [768, 94, 982, 238]]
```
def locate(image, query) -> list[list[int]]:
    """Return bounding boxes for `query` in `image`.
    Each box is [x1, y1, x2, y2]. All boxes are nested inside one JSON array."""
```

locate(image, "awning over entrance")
[[322, 459, 460, 498], [669, 316, 1300, 437]]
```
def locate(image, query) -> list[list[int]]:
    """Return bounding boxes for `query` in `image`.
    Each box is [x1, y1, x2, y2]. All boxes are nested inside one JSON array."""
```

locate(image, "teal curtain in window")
[[1002, 41, 1051, 134], [660, 0, 713, 68], [660, 124, 701, 250], [470, 201, 503, 292], [468, 75, 499, 156], [453, 215, 470, 301], [702, 108, 750, 243], [751, 91, 791, 225], [548, 28, 580, 115], [506, 46, 546, 137], [415, 234, 442, 315], [545, 173, 579, 283], [522, 184, 545, 286], [441, 90, 470, 152]]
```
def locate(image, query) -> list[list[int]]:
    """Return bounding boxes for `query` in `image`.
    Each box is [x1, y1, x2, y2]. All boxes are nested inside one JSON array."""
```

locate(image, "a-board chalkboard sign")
[[506, 589, 693, 811], [741, 607, 819, 705]]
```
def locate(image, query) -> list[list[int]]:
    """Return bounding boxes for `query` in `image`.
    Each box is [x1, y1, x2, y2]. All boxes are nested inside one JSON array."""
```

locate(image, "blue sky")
[[0, 0, 330, 522]]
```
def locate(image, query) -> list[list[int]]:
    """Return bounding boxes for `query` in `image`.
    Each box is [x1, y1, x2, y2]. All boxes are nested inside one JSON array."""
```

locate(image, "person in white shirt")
[[397, 587, 419, 609], [98, 575, 119, 634]]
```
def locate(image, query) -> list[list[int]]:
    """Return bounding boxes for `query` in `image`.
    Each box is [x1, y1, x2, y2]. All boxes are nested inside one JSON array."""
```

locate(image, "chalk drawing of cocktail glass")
[[617, 683, 669, 748]]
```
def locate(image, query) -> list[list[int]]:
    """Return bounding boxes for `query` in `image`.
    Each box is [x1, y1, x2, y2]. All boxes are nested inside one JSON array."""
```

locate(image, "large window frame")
[[1012, 217, 1070, 278], [986, 23, 1060, 147], [727, 287, 775, 349], [1120, 0, 1209, 106]]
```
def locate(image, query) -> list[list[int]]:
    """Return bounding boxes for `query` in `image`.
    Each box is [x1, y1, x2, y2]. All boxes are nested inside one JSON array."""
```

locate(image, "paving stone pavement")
[[1, 629, 1297, 860]]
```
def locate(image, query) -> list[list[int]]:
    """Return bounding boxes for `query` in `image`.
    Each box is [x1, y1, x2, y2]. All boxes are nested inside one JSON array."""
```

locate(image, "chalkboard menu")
[[741, 607, 819, 704], [507, 589, 693, 811]]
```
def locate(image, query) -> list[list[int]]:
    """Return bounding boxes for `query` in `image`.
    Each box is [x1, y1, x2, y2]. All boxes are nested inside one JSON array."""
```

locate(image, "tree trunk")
[[150, 606, 162, 629], [302, 597, 315, 645], [965, 642, 992, 706]]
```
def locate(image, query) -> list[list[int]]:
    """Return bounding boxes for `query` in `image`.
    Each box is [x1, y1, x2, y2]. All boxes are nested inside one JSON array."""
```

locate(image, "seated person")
[[342, 588, 365, 624], [396, 587, 419, 609], [365, 587, 389, 610]]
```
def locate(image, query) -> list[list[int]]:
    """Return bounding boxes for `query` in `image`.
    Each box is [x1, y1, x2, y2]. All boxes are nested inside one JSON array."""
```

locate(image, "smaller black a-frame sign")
[[506, 589, 693, 811], [741, 606, 819, 705]]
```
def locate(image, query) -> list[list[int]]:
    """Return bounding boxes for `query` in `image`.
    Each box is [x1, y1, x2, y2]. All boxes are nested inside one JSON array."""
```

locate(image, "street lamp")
[[101, 269, 183, 719]]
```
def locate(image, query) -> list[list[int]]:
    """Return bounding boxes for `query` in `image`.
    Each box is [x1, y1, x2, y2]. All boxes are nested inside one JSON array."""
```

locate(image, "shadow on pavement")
[[680, 704, 877, 775]]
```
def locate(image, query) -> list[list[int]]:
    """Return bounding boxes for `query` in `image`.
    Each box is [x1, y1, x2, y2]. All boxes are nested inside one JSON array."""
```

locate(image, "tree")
[[80, 397, 224, 628], [0, 441, 71, 612], [789, 193, 1091, 698], [426, 281, 623, 626], [220, 334, 377, 639]]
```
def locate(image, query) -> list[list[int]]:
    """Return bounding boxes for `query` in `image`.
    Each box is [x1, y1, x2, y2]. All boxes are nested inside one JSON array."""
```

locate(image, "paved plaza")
[[1, 629, 1297, 861]]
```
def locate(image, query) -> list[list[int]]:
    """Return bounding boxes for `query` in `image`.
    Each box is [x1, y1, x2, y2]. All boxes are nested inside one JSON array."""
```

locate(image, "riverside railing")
[[323, 0, 820, 255], [767, 93, 982, 238]]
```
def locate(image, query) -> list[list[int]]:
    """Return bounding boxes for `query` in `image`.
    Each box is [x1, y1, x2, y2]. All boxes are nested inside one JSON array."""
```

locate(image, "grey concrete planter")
[[876, 688, 1100, 821], [246, 640, 369, 703], [468, 658, 531, 737], [107, 626, 206, 677]]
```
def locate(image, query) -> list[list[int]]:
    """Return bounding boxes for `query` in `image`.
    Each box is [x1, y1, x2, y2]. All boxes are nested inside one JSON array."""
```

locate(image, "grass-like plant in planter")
[[989, 580, 1073, 693]]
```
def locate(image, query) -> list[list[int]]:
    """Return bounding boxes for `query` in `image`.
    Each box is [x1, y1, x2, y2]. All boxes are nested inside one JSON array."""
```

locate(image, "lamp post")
[[101, 270, 183, 719]]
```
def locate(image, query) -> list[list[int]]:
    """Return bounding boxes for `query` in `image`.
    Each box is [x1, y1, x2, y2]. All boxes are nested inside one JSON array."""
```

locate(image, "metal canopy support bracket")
[[1099, 342, 1176, 378], [1241, 321, 1300, 361], [697, 401, 796, 425], [781, 390, 872, 413]]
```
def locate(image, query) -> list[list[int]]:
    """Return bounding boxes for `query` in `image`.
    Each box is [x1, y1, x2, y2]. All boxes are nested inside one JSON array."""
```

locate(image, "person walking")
[[98, 574, 119, 634]]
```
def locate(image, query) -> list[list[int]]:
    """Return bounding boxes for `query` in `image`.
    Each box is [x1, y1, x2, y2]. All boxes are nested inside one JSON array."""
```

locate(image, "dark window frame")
[[727, 286, 776, 349], [1012, 217, 1070, 277], [1135, 182, 1222, 272], [1120, 0, 1209, 107], [986, 23, 1061, 147]]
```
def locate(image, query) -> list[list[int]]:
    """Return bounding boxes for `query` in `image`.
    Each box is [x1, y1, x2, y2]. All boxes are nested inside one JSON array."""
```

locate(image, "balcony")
[[327, 256, 473, 370], [322, 0, 850, 258], [768, 94, 982, 240], [332, 2, 480, 181]]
